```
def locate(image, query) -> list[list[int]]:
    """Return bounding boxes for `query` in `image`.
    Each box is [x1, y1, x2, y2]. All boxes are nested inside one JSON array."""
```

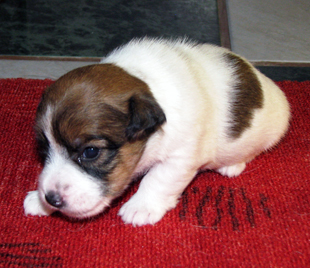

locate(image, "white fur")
[[24, 190, 54, 216], [24, 38, 290, 226]]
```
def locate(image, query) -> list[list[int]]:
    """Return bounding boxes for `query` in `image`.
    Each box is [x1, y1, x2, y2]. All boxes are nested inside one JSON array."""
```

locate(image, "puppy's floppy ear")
[[126, 93, 166, 141]]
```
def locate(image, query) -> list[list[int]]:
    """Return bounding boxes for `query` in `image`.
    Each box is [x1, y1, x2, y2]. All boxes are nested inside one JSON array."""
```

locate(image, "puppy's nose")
[[45, 191, 64, 208]]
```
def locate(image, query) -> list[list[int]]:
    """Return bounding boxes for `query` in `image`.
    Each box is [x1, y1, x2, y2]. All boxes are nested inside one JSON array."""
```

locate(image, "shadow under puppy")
[[24, 38, 290, 226]]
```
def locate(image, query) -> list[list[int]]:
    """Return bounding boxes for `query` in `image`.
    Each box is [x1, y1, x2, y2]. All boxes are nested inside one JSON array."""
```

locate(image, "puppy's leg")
[[119, 162, 197, 226], [216, 162, 246, 177], [24, 190, 54, 216]]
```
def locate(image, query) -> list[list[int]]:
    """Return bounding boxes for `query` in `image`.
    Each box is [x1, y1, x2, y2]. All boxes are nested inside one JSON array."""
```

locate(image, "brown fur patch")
[[106, 140, 146, 197], [39, 64, 148, 144], [225, 53, 264, 138]]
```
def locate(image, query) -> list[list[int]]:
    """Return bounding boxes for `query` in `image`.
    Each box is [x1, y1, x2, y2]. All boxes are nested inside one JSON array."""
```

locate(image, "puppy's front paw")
[[24, 191, 54, 217], [217, 162, 246, 177], [118, 192, 176, 226]]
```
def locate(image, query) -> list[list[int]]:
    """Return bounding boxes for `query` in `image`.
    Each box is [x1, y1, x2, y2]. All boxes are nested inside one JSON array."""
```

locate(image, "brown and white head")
[[34, 64, 166, 218]]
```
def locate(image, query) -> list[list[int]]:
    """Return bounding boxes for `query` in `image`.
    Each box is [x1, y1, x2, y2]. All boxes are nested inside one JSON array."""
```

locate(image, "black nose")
[[45, 191, 64, 208]]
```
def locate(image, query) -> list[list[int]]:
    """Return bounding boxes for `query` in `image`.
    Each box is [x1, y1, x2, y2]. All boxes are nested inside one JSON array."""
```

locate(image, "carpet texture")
[[0, 79, 309, 267]]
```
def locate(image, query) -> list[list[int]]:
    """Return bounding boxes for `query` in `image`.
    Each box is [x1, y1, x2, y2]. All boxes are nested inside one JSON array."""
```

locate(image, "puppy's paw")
[[217, 162, 246, 177], [118, 192, 176, 226], [24, 191, 54, 216]]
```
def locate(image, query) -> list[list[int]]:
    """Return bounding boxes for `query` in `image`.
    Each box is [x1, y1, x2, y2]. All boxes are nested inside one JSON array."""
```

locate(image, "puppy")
[[24, 38, 290, 226]]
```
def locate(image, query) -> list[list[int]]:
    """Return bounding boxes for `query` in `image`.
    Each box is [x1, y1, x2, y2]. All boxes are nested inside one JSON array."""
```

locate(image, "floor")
[[227, 0, 310, 63], [0, 0, 309, 81]]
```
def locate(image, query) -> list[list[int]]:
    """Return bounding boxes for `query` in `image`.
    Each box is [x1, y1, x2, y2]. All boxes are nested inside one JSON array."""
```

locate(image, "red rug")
[[0, 78, 309, 267]]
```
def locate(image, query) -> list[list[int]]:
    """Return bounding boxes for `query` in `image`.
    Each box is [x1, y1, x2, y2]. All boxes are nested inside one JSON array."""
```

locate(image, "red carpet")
[[0, 78, 309, 267]]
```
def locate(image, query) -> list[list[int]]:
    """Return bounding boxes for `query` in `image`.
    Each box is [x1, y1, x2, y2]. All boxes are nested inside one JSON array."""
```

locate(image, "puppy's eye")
[[81, 147, 100, 160]]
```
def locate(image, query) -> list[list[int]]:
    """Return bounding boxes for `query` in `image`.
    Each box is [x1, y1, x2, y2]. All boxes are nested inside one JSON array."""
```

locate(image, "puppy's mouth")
[[39, 190, 111, 219], [61, 198, 111, 219]]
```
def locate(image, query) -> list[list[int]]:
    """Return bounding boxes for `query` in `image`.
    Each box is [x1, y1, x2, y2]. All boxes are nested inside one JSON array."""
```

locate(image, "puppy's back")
[[102, 38, 290, 170]]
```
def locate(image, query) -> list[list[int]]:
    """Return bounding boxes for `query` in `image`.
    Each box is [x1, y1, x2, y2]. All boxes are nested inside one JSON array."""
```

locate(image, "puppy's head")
[[35, 64, 166, 218]]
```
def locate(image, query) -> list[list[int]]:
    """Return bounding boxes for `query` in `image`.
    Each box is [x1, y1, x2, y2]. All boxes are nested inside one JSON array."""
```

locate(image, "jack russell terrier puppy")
[[24, 38, 290, 226]]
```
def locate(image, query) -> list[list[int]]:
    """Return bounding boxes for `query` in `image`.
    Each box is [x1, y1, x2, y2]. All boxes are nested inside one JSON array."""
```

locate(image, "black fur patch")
[[79, 148, 119, 181], [125, 94, 166, 142], [35, 129, 50, 162], [225, 53, 264, 138]]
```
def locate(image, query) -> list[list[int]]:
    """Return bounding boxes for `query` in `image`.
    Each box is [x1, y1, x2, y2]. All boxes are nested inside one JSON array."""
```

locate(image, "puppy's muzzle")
[[45, 191, 65, 208]]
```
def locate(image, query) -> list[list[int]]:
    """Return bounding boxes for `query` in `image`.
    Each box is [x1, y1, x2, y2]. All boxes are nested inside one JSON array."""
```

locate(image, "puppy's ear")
[[126, 94, 166, 141]]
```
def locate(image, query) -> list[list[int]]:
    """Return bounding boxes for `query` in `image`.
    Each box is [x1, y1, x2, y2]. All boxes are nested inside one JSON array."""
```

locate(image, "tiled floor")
[[227, 0, 310, 63], [1, 59, 309, 81], [0, 59, 99, 80]]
